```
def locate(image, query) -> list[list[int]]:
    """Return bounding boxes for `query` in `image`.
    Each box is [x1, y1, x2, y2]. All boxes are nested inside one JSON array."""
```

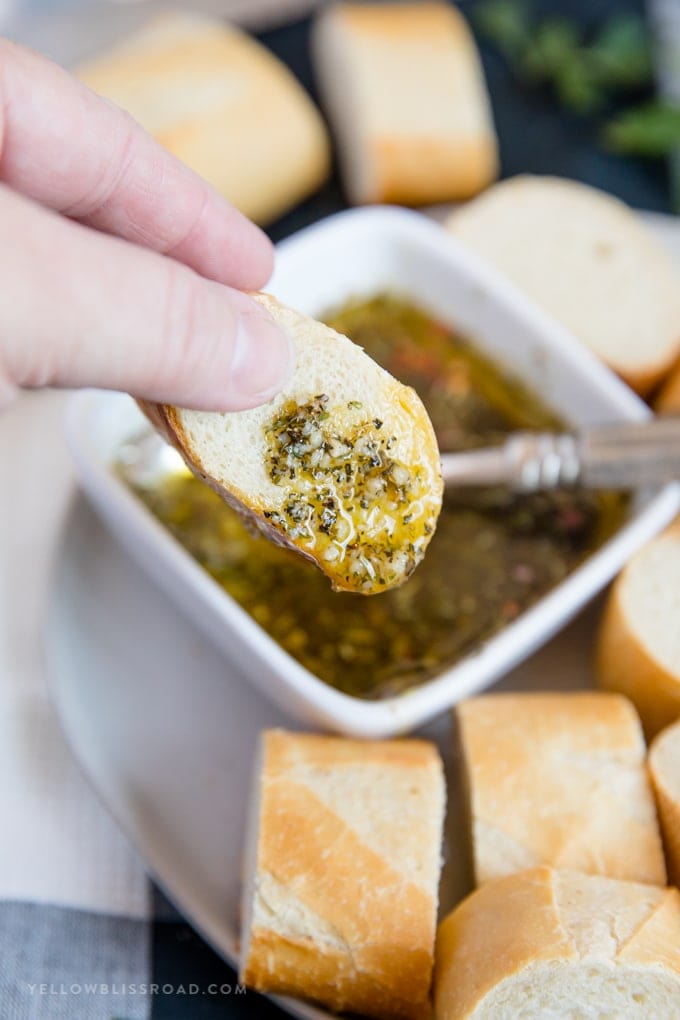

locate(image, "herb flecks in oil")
[[262, 393, 434, 592]]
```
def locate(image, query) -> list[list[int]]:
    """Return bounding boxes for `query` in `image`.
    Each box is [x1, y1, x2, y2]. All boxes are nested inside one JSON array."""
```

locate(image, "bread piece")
[[456, 692, 666, 886], [239, 729, 446, 1020], [596, 519, 680, 740], [447, 175, 680, 395], [76, 11, 330, 225], [655, 359, 680, 414], [311, 2, 498, 205], [649, 720, 680, 886], [434, 866, 680, 1019], [140, 292, 442, 595]]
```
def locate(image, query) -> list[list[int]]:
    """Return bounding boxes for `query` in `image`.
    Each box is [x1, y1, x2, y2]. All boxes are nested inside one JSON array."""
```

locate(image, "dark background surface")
[[262, 0, 670, 247], [151, 0, 669, 1016]]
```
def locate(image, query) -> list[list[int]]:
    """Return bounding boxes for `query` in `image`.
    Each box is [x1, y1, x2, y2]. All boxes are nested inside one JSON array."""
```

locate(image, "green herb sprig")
[[474, 0, 680, 163], [604, 102, 680, 157], [475, 1, 653, 114]]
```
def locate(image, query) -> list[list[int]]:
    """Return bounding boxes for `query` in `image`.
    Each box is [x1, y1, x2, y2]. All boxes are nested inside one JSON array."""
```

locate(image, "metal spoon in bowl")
[[440, 418, 680, 492]]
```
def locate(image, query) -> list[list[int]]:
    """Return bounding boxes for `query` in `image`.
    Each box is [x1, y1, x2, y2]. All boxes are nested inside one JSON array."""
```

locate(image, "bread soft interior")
[[447, 175, 680, 393], [617, 528, 680, 677], [435, 867, 680, 1020]]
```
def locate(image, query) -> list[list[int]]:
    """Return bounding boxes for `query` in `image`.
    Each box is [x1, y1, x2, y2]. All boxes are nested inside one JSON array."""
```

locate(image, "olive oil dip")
[[125, 296, 627, 700]]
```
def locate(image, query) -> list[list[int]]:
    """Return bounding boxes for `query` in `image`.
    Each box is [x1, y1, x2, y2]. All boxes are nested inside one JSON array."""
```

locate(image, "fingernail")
[[230, 305, 294, 407]]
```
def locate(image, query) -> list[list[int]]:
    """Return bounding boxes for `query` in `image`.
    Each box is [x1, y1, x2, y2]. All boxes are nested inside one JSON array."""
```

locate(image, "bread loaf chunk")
[[434, 867, 680, 1019], [76, 12, 330, 225], [447, 175, 680, 395], [596, 519, 680, 739], [655, 360, 680, 414], [311, 2, 498, 205], [239, 729, 446, 1019], [456, 692, 666, 886], [140, 292, 442, 595], [649, 720, 680, 886]]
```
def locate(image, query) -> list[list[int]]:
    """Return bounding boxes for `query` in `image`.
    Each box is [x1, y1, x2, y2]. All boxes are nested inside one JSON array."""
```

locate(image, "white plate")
[[47, 492, 600, 1019]]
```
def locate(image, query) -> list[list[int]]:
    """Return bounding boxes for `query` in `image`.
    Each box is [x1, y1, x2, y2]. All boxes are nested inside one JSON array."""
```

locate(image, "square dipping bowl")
[[65, 207, 680, 737]]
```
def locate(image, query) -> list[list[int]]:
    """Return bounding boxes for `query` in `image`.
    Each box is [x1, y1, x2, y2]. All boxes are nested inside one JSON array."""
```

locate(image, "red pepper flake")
[[501, 599, 520, 620]]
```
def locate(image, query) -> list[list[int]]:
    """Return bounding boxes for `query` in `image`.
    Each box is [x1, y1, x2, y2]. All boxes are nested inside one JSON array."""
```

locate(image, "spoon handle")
[[440, 418, 680, 492]]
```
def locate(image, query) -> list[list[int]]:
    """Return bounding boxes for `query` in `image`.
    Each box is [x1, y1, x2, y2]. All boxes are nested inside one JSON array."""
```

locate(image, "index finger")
[[0, 38, 273, 289]]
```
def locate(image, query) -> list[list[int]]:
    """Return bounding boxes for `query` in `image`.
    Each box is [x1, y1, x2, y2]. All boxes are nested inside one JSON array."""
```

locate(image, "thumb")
[[0, 185, 293, 411]]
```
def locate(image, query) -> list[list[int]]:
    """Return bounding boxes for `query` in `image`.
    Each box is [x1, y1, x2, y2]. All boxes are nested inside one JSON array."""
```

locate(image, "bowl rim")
[[65, 206, 680, 737]]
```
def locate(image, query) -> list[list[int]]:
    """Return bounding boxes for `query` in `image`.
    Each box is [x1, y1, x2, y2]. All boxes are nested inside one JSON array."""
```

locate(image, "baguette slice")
[[311, 2, 498, 205], [649, 720, 680, 886], [456, 692, 666, 886], [140, 293, 442, 594], [435, 867, 680, 1019], [240, 729, 446, 1020], [76, 11, 330, 225], [596, 518, 680, 739], [655, 359, 680, 414], [447, 175, 680, 395]]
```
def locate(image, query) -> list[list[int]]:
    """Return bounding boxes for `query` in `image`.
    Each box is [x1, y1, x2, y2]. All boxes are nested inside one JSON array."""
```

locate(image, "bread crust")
[[456, 691, 667, 887], [595, 519, 680, 740], [312, 2, 498, 205], [135, 396, 294, 554], [649, 720, 680, 886], [240, 730, 445, 1020], [434, 867, 680, 1019], [372, 135, 498, 206], [655, 357, 680, 414], [139, 292, 443, 594], [76, 12, 330, 225], [596, 583, 680, 740]]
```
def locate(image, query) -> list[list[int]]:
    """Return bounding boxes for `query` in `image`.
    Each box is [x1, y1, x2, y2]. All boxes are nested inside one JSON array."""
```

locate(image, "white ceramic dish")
[[65, 206, 680, 738]]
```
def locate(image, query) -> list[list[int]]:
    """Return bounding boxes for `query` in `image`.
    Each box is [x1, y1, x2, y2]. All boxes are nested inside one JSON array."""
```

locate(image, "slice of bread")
[[239, 729, 446, 1019], [649, 719, 680, 886], [596, 518, 680, 739], [76, 11, 330, 225], [311, 2, 498, 206], [447, 175, 680, 395], [434, 867, 680, 1019], [655, 360, 680, 414], [456, 691, 666, 886], [140, 293, 443, 594]]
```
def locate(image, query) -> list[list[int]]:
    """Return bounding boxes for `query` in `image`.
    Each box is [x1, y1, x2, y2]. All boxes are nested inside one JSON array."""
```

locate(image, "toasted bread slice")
[[75, 12, 330, 225], [435, 867, 680, 1019], [596, 518, 680, 739], [140, 293, 442, 594], [447, 175, 680, 395], [649, 720, 680, 886], [656, 359, 680, 414], [311, 2, 498, 206]]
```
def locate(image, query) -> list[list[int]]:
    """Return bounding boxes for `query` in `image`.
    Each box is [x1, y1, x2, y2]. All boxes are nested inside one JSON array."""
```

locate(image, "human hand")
[[0, 39, 292, 411]]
